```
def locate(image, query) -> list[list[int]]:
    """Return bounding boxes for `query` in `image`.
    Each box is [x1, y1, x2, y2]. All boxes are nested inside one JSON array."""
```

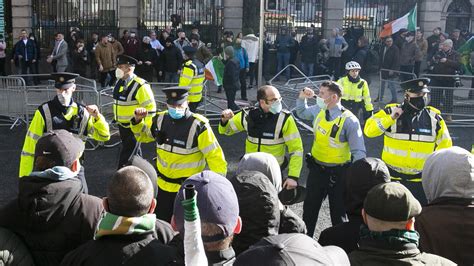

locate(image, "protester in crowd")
[[60, 166, 178, 265], [289, 31, 299, 78], [318, 158, 391, 253], [174, 29, 191, 56], [427, 27, 442, 59], [234, 36, 249, 101], [316, 38, 330, 75], [349, 182, 456, 265], [159, 37, 183, 83], [275, 27, 294, 81], [376, 37, 400, 103], [95, 35, 116, 88], [71, 39, 89, 77], [1, 130, 104, 266], [234, 233, 350, 266], [47, 32, 68, 72], [352, 35, 370, 83], [86, 32, 99, 79], [172, 171, 241, 265], [417, 146, 474, 265], [14, 29, 37, 80], [415, 29, 428, 77], [109, 34, 124, 56], [328, 27, 348, 80], [393, 28, 408, 50], [119, 29, 129, 47], [149, 30, 165, 52], [429, 39, 461, 122], [190, 34, 212, 64], [241, 28, 259, 88], [123, 30, 141, 58], [428, 32, 449, 63], [136, 36, 158, 82], [222, 46, 241, 110], [399, 31, 420, 81], [67, 29, 80, 58], [159, 29, 170, 47], [29, 32, 41, 84], [299, 29, 318, 77], [451, 28, 466, 50], [0, 34, 6, 76]]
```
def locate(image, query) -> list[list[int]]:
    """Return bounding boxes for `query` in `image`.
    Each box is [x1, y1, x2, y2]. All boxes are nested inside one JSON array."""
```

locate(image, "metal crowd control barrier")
[[377, 69, 417, 107], [420, 73, 474, 127], [0, 76, 27, 129]]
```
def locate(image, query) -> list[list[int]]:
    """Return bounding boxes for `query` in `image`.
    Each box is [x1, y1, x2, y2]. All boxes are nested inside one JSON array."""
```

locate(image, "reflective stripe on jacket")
[[337, 75, 374, 112], [179, 59, 205, 103]]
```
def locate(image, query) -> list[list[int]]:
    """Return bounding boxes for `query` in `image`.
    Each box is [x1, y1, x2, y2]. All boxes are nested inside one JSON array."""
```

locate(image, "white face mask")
[[115, 68, 125, 79], [57, 92, 72, 106]]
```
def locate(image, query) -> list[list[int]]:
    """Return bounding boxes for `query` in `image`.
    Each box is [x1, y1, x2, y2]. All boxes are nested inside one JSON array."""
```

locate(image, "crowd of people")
[[1, 24, 474, 266]]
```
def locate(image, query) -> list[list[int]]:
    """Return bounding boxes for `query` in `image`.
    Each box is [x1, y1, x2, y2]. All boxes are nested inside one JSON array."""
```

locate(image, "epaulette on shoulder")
[[384, 103, 399, 114], [192, 113, 209, 124], [281, 109, 291, 115], [133, 76, 147, 85], [426, 106, 441, 115]]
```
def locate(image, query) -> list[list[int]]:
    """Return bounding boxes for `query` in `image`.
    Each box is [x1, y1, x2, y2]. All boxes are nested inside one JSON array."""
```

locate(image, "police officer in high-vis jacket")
[[178, 46, 205, 113], [296, 81, 366, 238], [113, 54, 156, 168], [131, 87, 227, 222], [365, 78, 452, 205], [337, 61, 374, 122], [19, 72, 110, 192], [219, 85, 304, 190]]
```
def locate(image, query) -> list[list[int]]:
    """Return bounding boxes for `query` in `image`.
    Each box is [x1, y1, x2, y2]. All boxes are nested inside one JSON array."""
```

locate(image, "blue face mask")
[[168, 107, 186, 119], [316, 96, 328, 110], [269, 99, 283, 114]]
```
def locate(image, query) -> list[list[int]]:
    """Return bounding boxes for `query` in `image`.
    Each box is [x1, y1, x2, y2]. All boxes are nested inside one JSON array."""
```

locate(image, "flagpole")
[[257, 0, 264, 89]]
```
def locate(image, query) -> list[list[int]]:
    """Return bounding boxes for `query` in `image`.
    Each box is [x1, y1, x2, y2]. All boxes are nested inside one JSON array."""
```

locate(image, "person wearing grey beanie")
[[223, 45, 240, 110]]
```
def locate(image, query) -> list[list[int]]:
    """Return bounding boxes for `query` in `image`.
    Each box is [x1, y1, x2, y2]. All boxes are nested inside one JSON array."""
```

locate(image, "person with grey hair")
[[416, 147, 474, 265], [429, 38, 461, 122]]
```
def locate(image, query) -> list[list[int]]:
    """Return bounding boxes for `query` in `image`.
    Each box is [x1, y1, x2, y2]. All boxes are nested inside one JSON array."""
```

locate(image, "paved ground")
[[1, 72, 473, 239]]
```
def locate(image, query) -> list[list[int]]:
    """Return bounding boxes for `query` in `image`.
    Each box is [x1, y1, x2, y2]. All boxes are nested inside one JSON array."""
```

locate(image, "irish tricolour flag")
[[205, 56, 225, 86], [380, 5, 417, 38]]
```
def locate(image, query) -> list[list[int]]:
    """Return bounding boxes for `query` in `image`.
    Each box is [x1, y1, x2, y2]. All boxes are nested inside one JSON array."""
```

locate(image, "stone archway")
[[444, 0, 472, 33]]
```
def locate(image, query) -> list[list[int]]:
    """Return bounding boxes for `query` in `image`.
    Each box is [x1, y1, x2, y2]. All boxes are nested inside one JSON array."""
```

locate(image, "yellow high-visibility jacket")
[[337, 75, 374, 112], [131, 110, 227, 192], [218, 107, 303, 178], [364, 103, 452, 180], [19, 99, 110, 177], [179, 59, 205, 103]]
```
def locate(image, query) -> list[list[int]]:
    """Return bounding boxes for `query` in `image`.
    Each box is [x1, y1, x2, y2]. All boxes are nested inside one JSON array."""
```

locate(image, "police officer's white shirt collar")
[[124, 73, 136, 85]]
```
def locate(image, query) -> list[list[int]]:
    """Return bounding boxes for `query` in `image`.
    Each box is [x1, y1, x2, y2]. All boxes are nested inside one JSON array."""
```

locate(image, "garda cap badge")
[[171, 92, 177, 97], [59, 77, 65, 82], [418, 81, 424, 87]]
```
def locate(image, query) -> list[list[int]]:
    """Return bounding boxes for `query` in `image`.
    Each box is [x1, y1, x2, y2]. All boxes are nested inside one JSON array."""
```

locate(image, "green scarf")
[[94, 212, 156, 240], [360, 224, 420, 246]]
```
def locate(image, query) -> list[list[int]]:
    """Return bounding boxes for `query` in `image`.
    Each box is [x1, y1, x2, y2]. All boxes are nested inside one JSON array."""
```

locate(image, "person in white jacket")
[[242, 29, 259, 88]]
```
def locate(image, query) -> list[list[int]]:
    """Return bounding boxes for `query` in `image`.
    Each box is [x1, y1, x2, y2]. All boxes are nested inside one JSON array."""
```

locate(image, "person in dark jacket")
[[136, 37, 158, 82], [86, 32, 99, 79], [61, 166, 178, 266], [352, 36, 370, 83], [28, 32, 41, 84], [417, 147, 474, 266], [349, 182, 456, 266], [275, 28, 294, 80], [123, 31, 141, 58], [0, 130, 104, 266], [223, 46, 241, 111], [299, 30, 318, 77], [0, 227, 35, 265], [71, 39, 89, 77], [289, 31, 299, 78], [14, 29, 37, 80], [377, 37, 400, 103], [427, 27, 441, 60], [398, 31, 420, 81], [159, 37, 183, 83], [318, 158, 391, 253]]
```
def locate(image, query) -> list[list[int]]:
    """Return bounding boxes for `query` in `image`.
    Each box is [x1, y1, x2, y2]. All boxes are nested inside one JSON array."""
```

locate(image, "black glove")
[[363, 110, 373, 121]]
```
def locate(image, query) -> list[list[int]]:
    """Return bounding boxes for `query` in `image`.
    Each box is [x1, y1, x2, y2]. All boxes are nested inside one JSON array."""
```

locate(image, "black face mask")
[[407, 96, 427, 112]]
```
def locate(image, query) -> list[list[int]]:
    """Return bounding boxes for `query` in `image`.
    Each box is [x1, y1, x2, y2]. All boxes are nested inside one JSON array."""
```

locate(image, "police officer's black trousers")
[[303, 162, 348, 237], [155, 186, 177, 223], [118, 125, 142, 169], [389, 169, 428, 206], [188, 101, 201, 113]]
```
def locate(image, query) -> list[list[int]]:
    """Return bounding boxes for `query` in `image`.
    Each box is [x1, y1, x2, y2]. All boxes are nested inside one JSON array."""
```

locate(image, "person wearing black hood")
[[318, 158, 390, 253], [0, 130, 104, 266], [136, 36, 158, 82], [159, 37, 183, 83]]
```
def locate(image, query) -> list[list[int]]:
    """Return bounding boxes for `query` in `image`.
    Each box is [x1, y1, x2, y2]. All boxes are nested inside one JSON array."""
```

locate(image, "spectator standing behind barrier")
[[234, 37, 249, 101], [71, 40, 89, 77], [14, 29, 37, 81], [451, 28, 466, 50], [349, 182, 456, 265], [328, 27, 348, 80], [429, 39, 461, 122], [95, 35, 116, 89], [364, 78, 452, 205], [318, 158, 391, 253], [136, 36, 158, 82], [123, 31, 141, 59], [241, 28, 259, 89], [399, 31, 420, 81], [1, 130, 105, 266], [149, 30, 165, 82], [377, 37, 400, 103], [415, 29, 428, 78], [296, 82, 366, 237], [417, 147, 474, 265], [427, 27, 442, 59], [60, 166, 178, 265], [0, 34, 7, 76], [352, 36, 370, 83], [47, 32, 68, 72], [119, 30, 129, 48], [159, 37, 183, 83], [109, 34, 124, 57], [275, 27, 294, 81], [86, 32, 99, 79], [222, 46, 241, 110], [174, 29, 191, 57], [299, 30, 318, 77]]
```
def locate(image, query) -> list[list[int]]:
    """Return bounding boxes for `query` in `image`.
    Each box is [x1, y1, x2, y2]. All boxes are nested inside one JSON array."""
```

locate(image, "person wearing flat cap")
[[178, 45, 205, 112], [19, 72, 110, 193], [132, 87, 227, 222], [349, 182, 456, 266], [112, 54, 156, 168], [365, 78, 452, 205]]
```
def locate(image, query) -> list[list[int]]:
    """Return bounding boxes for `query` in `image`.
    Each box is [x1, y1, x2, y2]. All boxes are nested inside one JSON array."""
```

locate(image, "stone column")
[[12, 0, 32, 37], [223, 0, 243, 35], [418, 0, 443, 32], [322, 0, 345, 38], [119, 0, 139, 33]]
